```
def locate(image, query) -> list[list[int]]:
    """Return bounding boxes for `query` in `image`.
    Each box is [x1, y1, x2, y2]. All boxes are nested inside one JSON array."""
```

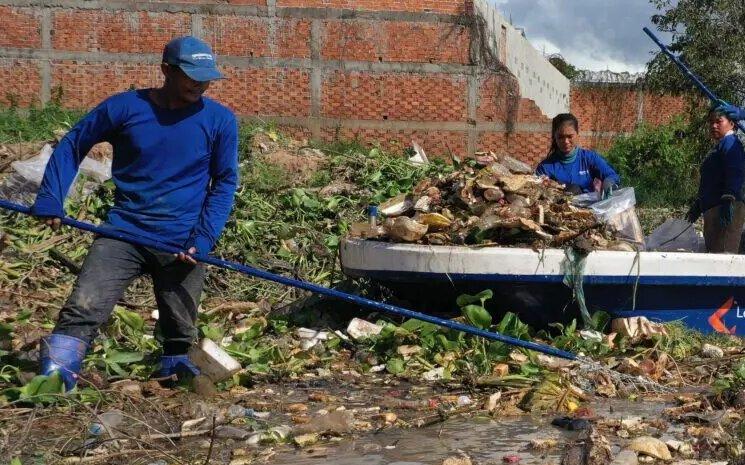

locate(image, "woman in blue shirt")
[[536, 113, 620, 197], [686, 108, 745, 253]]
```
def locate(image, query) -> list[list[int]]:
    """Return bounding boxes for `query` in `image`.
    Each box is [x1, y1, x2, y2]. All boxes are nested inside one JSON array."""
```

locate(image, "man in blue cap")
[[31, 36, 239, 390]]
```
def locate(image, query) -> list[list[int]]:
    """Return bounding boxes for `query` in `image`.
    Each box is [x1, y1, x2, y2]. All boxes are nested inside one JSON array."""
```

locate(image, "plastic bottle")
[[368, 204, 378, 228], [88, 410, 124, 436]]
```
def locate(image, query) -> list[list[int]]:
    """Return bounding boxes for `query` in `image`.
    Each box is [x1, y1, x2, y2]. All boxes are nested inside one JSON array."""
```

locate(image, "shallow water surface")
[[270, 399, 670, 465]]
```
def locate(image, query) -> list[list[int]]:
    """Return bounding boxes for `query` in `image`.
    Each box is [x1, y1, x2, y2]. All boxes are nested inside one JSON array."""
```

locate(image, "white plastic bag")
[[572, 187, 644, 247], [0, 143, 112, 206], [646, 218, 704, 252], [572, 187, 636, 221], [11, 143, 111, 184]]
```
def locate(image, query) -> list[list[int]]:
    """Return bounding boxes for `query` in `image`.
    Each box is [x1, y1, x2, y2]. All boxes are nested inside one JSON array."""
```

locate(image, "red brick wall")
[[479, 131, 552, 166], [50, 62, 162, 108], [320, 20, 470, 64], [202, 17, 312, 58], [0, 6, 41, 49], [52, 10, 192, 53], [0, 0, 687, 166], [321, 72, 468, 121], [0, 59, 41, 107], [275, 0, 467, 14], [210, 67, 311, 116], [570, 85, 687, 141]]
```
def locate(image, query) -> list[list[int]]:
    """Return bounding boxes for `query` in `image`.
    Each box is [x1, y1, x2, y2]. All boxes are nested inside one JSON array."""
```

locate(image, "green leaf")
[[10, 458, 22, 465], [456, 290, 493, 308], [247, 363, 270, 374], [18, 372, 65, 403], [462, 304, 492, 329], [734, 361, 745, 381], [566, 319, 577, 336], [386, 358, 405, 375], [236, 322, 265, 341], [0, 322, 13, 338], [400, 319, 439, 336], [201, 324, 223, 341], [519, 362, 541, 377], [712, 378, 732, 395], [108, 362, 128, 377], [105, 350, 144, 364], [590, 311, 611, 331], [113, 307, 144, 332]]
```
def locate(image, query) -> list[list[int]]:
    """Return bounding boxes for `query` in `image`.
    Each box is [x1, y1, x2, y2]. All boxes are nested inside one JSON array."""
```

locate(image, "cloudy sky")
[[492, 0, 673, 73]]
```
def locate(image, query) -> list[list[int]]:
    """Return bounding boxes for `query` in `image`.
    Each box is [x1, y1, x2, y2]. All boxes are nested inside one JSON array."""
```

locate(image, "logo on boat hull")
[[709, 297, 737, 335]]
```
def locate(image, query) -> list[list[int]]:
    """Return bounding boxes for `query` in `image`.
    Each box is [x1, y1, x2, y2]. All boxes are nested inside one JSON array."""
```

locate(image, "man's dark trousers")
[[53, 237, 205, 355]]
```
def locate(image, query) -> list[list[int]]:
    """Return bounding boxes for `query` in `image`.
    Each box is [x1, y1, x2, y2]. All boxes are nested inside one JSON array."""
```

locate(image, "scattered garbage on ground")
[[1, 128, 745, 464]]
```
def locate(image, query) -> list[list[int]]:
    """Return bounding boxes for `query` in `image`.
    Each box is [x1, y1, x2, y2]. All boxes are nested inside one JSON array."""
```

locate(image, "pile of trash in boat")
[[350, 152, 644, 251]]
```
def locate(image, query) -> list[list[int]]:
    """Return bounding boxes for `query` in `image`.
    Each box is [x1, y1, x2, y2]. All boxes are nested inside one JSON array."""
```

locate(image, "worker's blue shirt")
[[535, 147, 621, 193], [698, 132, 745, 212], [32, 90, 239, 253]]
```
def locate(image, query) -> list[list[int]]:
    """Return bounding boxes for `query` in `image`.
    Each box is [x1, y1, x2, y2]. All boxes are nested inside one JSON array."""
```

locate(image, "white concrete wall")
[[474, 0, 570, 118]]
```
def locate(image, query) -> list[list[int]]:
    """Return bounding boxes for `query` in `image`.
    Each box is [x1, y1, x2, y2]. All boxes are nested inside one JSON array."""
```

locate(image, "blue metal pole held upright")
[[643, 27, 745, 133], [0, 199, 579, 361]]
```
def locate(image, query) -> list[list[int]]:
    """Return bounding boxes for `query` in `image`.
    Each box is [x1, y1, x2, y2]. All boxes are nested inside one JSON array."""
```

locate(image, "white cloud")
[[492, 0, 665, 73]]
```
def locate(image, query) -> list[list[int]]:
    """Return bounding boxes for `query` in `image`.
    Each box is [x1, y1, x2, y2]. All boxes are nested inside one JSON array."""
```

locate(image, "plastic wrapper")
[[572, 187, 644, 248]]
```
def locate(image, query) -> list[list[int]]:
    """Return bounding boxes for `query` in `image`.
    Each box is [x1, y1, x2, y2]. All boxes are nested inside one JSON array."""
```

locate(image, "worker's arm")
[[718, 136, 745, 227], [587, 150, 621, 187], [184, 115, 239, 255], [535, 159, 552, 178], [31, 101, 116, 218], [721, 136, 745, 201]]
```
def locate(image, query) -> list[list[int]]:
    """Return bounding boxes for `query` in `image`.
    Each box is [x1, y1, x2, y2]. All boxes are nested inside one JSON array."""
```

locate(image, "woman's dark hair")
[[708, 107, 738, 131], [549, 113, 580, 155]]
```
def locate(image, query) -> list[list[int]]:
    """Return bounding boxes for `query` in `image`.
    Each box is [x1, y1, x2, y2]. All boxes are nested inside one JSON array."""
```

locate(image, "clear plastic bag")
[[572, 187, 644, 248], [646, 218, 704, 252], [0, 143, 112, 206]]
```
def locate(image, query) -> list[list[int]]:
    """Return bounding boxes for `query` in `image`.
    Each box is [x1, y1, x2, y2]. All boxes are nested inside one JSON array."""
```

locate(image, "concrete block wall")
[[473, 0, 569, 119], [0, 1, 687, 165]]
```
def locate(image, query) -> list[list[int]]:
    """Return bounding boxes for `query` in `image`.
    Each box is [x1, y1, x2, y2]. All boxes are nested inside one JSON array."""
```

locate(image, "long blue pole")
[[643, 27, 745, 133], [0, 199, 578, 360]]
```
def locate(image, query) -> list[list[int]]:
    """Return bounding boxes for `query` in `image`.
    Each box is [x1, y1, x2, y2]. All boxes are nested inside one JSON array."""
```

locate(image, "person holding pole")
[[687, 107, 745, 253], [31, 36, 239, 391]]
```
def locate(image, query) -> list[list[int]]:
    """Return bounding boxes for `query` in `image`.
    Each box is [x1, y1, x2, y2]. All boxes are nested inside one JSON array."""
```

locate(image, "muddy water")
[[270, 399, 671, 465]]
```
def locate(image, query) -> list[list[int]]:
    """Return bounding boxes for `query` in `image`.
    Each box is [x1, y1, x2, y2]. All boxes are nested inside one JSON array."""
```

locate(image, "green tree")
[[548, 54, 580, 80], [646, 0, 745, 106], [605, 117, 701, 207]]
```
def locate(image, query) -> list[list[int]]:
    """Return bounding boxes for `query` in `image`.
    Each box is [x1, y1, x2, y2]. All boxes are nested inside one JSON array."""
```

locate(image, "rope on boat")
[[562, 247, 592, 328]]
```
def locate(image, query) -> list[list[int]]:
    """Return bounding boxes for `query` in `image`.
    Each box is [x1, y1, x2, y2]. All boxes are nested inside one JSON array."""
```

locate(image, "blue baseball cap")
[[162, 36, 224, 82]]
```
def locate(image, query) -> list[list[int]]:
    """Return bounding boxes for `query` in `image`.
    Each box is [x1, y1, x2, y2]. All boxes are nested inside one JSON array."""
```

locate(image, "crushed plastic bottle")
[[226, 404, 269, 421], [88, 409, 124, 436]]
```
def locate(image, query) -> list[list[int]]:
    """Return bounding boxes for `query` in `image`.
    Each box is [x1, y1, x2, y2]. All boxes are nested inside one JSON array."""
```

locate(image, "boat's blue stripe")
[[343, 268, 745, 286]]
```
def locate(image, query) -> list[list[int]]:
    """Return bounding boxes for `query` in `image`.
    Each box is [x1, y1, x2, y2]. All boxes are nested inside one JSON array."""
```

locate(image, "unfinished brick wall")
[[0, 1, 686, 165], [570, 84, 687, 151]]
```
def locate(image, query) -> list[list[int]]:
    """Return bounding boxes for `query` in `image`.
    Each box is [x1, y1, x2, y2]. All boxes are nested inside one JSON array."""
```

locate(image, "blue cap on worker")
[[162, 36, 224, 82]]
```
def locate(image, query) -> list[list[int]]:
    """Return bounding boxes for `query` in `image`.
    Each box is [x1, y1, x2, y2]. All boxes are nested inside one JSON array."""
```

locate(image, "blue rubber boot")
[[158, 355, 200, 380], [39, 334, 88, 391]]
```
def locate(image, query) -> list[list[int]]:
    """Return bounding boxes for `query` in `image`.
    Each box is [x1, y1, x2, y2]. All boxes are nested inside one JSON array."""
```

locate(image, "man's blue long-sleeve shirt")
[[698, 133, 745, 212], [32, 90, 239, 253], [535, 147, 620, 193]]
